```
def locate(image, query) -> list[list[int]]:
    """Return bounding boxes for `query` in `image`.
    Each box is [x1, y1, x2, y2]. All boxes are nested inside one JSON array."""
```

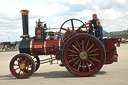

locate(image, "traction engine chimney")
[[20, 10, 29, 37]]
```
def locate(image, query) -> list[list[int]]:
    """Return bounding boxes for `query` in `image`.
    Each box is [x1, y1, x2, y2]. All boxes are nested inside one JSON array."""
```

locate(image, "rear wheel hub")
[[80, 51, 87, 60]]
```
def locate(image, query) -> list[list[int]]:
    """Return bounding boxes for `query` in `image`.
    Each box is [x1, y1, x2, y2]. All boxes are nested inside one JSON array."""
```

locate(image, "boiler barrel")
[[30, 39, 61, 55]]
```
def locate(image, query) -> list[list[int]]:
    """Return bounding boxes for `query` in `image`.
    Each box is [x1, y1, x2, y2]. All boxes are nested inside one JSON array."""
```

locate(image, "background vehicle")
[[121, 38, 126, 43]]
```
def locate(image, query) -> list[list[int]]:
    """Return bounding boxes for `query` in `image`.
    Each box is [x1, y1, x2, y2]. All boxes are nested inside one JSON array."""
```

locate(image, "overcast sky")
[[0, 0, 128, 42]]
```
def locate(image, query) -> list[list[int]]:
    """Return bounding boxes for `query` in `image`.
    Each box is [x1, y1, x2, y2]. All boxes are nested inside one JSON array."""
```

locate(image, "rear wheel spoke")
[[77, 61, 82, 71], [88, 48, 99, 53], [72, 45, 80, 52], [89, 57, 100, 62], [86, 61, 91, 71], [76, 41, 81, 49], [69, 57, 79, 63], [68, 55, 79, 57], [68, 49, 78, 53], [73, 59, 80, 67], [85, 40, 90, 50], [83, 61, 85, 71], [87, 59, 95, 66], [87, 44, 94, 52], [88, 54, 99, 56], [82, 40, 84, 50]]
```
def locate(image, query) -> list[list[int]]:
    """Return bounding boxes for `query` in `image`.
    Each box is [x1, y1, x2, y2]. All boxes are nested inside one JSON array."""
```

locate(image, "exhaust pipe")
[[20, 10, 29, 37]]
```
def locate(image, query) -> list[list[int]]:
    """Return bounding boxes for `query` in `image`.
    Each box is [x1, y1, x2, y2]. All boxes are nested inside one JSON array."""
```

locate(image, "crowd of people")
[[0, 41, 19, 52]]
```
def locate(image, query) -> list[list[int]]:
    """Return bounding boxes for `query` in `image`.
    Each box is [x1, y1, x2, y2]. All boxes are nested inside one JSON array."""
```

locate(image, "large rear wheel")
[[62, 33, 106, 76]]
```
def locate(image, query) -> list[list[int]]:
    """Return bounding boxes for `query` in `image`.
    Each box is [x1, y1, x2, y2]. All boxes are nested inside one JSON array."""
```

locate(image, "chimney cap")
[[20, 10, 30, 15]]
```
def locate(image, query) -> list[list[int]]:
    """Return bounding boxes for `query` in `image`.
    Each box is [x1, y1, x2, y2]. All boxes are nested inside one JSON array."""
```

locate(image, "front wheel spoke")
[[87, 59, 95, 66], [20, 57, 23, 63], [16, 60, 21, 65], [27, 65, 32, 69], [14, 67, 20, 70], [72, 45, 80, 52], [77, 61, 82, 71], [86, 44, 94, 52], [89, 57, 100, 62], [86, 61, 91, 71], [18, 69, 22, 74], [14, 64, 19, 66], [88, 54, 99, 56], [88, 48, 99, 53], [23, 58, 27, 63], [68, 55, 79, 57], [73, 59, 80, 67], [26, 61, 31, 65], [69, 57, 79, 63], [22, 70, 25, 75], [68, 49, 78, 53]]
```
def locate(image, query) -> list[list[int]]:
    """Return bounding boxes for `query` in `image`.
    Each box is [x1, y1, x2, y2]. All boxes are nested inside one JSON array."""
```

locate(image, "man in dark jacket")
[[91, 14, 100, 37]]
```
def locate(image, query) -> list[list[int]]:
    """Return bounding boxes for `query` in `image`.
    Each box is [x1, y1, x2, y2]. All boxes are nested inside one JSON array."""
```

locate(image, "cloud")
[[0, 0, 128, 42]]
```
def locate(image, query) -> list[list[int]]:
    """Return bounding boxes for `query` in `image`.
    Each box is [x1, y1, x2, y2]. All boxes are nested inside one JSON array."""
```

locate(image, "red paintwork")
[[31, 39, 61, 55], [104, 38, 119, 64]]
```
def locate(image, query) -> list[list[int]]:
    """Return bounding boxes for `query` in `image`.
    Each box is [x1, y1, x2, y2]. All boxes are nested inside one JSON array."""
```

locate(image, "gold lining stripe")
[[30, 40, 33, 55], [44, 41, 46, 54], [59, 38, 61, 50]]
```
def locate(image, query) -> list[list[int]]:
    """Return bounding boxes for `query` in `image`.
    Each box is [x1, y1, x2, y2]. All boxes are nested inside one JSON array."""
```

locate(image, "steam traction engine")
[[10, 10, 121, 78]]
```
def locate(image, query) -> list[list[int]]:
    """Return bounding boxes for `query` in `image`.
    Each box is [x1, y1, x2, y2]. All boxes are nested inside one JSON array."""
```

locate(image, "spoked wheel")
[[62, 33, 106, 76], [10, 53, 35, 79], [60, 19, 85, 44], [32, 55, 40, 72]]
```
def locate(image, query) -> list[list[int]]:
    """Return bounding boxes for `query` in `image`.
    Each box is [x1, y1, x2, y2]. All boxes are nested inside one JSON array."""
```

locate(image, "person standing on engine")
[[96, 21, 104, 44], [91, 14, 100, 37], [87, 20, 94, 35]]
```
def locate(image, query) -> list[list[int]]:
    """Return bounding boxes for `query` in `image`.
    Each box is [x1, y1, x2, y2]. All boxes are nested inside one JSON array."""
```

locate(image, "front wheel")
[[10, 53, 35, 79], [61, 33, 106, 76]]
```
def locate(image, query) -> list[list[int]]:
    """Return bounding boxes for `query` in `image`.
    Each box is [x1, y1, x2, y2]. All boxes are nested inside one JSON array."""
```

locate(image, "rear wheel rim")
[[10, 54, 35, 78], [63, 34, 105, 76]]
